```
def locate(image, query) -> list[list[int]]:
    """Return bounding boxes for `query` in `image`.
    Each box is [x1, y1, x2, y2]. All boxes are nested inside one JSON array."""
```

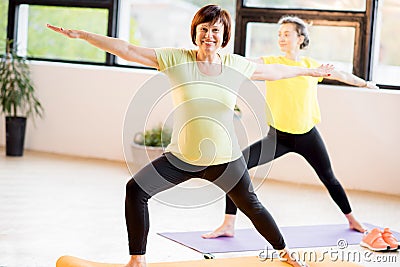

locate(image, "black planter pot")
[[5, 116, 27, 156]]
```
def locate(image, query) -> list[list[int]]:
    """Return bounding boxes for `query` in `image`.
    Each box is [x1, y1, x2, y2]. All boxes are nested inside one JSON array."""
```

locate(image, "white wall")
[[0, 62, 158, 162], [263, 86, 400, 195], [1, 61, 399, 195]]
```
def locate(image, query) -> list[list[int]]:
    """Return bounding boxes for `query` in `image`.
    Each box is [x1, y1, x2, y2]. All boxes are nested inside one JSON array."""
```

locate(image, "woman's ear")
[[298, 35, 305, 47]]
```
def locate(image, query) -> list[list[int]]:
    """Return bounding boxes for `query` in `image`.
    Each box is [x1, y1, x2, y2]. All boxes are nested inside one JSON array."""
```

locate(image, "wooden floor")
[[0, 148, 399, 267]]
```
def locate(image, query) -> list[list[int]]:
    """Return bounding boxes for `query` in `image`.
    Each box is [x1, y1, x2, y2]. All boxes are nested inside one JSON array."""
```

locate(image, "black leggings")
[[125, 153, 286, 255], [226, 127, 352, 215]]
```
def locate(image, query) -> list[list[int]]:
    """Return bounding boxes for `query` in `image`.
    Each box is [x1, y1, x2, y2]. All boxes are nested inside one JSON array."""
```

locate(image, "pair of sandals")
[[360, 227, 399, 251]]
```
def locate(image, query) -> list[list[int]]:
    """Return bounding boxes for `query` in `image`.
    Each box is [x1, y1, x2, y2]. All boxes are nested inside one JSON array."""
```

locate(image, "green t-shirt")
[[155, 48, 256, 166]]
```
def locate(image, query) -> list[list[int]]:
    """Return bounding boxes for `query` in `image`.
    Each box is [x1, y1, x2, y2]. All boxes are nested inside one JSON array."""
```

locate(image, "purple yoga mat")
[[158, 223, 400, 253]]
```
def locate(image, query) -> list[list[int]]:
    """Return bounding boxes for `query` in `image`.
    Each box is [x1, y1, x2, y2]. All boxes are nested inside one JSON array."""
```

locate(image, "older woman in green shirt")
[[47, 6, 334, 267]]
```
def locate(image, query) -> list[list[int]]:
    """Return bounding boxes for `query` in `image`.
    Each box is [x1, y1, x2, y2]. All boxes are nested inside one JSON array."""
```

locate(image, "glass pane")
[[17, 5, 108, 63], [246, 22, 355, 73], [117, 0, 236, 67], [373, 0, 400, 86], [0, 0, 8, 54], [244, 0, 366, 11]]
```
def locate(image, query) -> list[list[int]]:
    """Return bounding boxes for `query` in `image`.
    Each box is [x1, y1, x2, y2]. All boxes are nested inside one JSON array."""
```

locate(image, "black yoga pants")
[[125, 153, 286, 255], [225, 126, 352, 215]]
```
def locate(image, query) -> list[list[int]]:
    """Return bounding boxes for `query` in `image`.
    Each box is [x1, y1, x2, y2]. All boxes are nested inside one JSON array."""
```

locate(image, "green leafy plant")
[[0, 39, 43, 119], [134, 125, 172, 147]]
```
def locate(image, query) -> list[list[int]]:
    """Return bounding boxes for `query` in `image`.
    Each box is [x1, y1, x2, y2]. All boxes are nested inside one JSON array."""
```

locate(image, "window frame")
[[5, 0, 398, 89], [234, 0, 378, 86], [7, 0, 119, 66]]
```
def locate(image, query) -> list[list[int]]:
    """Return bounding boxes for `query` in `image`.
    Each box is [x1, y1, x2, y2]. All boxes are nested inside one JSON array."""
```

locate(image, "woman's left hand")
[[364, 81, 379, 90], [314, 64, 335, 78]]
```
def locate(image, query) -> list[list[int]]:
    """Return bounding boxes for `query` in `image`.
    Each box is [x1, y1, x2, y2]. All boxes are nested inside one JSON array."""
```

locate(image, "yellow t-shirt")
[[155, 48, 256, 166], [263, 56, 323, 134]]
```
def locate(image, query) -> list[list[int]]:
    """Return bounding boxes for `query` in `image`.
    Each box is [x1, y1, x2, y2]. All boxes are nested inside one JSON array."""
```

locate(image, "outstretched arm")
[[246, 57, 264, 64], [326, 69, 379, 89], [46, 24, 159, 68], [251, 63, 334, 81]]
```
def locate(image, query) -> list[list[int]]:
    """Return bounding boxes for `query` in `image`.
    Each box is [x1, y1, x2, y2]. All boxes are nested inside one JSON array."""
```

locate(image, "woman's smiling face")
[[195, 21, 224, 53]]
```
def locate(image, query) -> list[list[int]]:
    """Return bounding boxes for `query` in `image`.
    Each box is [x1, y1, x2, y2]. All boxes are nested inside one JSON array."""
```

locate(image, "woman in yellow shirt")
[[203, 15, 378, 239]]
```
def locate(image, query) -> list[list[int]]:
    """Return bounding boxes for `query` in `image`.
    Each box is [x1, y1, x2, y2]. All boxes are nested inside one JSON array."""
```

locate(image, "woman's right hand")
[[46, 24, 157, 68], [46, 24, 87, 40]]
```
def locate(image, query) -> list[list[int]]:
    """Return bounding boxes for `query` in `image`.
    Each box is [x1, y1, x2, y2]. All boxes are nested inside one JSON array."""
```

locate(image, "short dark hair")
[[278, 15, 310, 49], [191, 5, 231, 48]]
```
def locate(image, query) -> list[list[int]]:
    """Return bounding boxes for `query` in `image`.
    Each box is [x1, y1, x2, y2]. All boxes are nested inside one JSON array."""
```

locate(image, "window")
[[243, 0, 366, 11], [372, 0, 400, 86], [234, 1, 375, 85], [4, 0, 400, 88], [0, 0, 8, 54], [19, 5, 108, 62], [117, 0, 236, 67], [6, 0, 235, 67], [6, 0, 117, 65], [246, 22, 355, 73]]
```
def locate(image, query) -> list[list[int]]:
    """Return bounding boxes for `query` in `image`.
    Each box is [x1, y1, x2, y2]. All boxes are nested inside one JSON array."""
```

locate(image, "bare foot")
[[201, 214, 236, 239], [125, 255, 147, 267], [201, 226, 235, 238], [346, 213, 366, 233], [278, 248, 309, 267]]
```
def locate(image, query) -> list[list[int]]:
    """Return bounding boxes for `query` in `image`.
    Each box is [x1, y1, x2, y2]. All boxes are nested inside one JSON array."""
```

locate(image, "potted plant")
[[133, 125, 172, 148], [0, 39, 44, 156], [131, 124, 172, 169]]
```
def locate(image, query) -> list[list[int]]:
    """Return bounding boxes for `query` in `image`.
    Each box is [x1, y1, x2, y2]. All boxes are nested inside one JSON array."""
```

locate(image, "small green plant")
[[0, 39, 43, 119], [134, 125, 172, 147]]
